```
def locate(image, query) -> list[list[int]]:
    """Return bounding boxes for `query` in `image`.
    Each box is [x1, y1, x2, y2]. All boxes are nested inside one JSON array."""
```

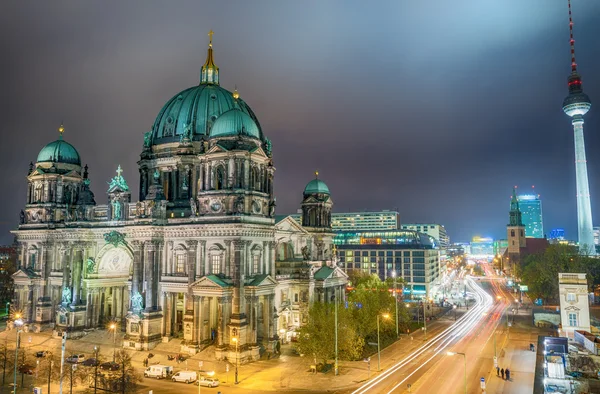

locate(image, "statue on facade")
[[19, 210, 25, 224], [235, 195, 245, 214], [131, 292, 144, 312], [301, 245, 310, 261], [180, 123, 193, 145], [268, 198, 276, 217], [264, 138, 272, 157], [190, 198, 198, 217], [86, 257, 96, 275], [143, 131, 152, 149], [61, 287, 71, 305]]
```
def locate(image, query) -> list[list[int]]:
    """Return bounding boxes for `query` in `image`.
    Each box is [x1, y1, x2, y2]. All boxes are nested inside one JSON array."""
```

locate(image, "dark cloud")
[[1, 0, 600, 243]]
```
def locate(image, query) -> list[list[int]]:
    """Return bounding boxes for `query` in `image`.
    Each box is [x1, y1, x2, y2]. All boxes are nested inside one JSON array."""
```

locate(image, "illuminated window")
[[175, 254, 186, 274], [253, 254, 260, 274], [567, 293, 576, 302], [211, 254, 221, 274]]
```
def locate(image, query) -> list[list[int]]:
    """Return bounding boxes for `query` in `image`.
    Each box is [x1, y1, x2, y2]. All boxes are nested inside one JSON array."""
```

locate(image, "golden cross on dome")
[[58, 124, 65, 135], [208, 30, 214, 47], [315, 170, 319, 178], [116, 165, 123, 177]]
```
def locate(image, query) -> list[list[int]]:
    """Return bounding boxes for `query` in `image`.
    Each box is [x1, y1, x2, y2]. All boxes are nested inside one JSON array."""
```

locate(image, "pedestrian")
[[496, 366, 500, 376], [501, 368, 505, 379], [506, 368, 510, 381]]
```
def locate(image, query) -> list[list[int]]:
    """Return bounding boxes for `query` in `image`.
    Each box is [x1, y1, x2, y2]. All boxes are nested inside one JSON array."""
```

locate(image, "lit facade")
[[401, 223, 449, 248], [470, 236, 494, 257], [290, 211, 399, 232], [333, 230, 440, 297], [10, 37, 347, 363], [558, 273, 591, 339], [516, 194, 544, 238]]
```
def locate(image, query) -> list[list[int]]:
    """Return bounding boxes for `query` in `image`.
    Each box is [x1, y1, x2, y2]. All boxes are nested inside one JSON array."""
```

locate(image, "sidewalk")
[[484, 294, 537, 393]]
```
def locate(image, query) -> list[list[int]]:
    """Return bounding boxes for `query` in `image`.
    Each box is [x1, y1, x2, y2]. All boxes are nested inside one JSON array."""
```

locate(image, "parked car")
[[196, 377, 220, 387], [66, 354, 85, 364], [100, 362, 120, 371], [171, 371, 197, 384], [82, 358, 99, 367], [144, 365, 173, 379], [18, 365, 35, 375], [35, 351, 48, 358]]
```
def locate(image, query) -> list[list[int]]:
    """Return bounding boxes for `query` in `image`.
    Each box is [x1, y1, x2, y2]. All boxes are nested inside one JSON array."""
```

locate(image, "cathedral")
[[11, 34, 348, 362]]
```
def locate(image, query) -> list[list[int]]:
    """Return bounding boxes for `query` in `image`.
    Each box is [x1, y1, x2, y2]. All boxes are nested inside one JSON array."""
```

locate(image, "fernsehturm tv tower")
[[562, 0, 596, 255]]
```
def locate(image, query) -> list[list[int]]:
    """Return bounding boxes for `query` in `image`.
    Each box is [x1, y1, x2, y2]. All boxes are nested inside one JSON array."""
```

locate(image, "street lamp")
[[423, 301, 428, 341], [109, 322, 117, 362], [331, 293, 339, 376], [376, 313, 390, 372], [391, 271, 399, 338], [232, 337, 239, 384], [13, 315, 23, 394], [446, 351, 466, 394]]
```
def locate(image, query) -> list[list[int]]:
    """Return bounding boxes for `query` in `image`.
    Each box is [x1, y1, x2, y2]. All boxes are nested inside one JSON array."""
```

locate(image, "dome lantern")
[[200, 30, 219, 85]]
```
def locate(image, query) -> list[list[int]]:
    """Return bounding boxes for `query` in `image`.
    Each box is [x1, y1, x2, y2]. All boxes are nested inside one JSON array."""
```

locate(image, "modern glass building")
[[333, 230, 440, 298], [290, 211, 399, 232], [470, 236, 494, 258], [516, 194, 544, 238], [401, 223, 449, 248]]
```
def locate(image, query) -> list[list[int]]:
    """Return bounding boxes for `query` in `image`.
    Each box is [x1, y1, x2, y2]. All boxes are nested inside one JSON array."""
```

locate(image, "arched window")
[[175, 253, 186, 274], [208, 245, 224, 274], [251, 167, 260, 191]]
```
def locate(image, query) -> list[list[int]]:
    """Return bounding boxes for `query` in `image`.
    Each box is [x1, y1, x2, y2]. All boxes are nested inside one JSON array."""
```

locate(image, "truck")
[[144, 365, 173, 379]]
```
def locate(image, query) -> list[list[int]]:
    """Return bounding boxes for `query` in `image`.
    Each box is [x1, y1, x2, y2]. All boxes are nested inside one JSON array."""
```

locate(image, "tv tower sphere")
[[563, 72, 591, 117]]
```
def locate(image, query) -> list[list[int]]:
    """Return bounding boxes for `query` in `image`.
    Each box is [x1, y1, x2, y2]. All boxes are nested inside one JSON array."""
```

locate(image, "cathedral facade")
[[11, 36, 347, 362]]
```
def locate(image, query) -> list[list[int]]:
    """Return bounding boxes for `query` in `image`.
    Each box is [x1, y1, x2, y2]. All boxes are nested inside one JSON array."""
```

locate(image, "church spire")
[[509, 187, 523, 227], [200, 30, 220, 85]]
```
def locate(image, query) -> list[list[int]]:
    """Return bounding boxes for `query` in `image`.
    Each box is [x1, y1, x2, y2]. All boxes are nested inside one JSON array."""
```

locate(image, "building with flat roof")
[[401, 223, 449, 248], [516, 194, 544, 238], [333, 230, 441, 298], [470, 236, 494, 258], [290, 210, 400, 232]]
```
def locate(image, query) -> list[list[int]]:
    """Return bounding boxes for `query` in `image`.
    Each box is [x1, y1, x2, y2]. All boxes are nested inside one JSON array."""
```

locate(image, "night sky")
[[1, 1, 600, 244]]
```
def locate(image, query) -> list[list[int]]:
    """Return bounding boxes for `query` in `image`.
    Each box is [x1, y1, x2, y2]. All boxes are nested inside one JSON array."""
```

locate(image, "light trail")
[[351, 276, 493, 394]]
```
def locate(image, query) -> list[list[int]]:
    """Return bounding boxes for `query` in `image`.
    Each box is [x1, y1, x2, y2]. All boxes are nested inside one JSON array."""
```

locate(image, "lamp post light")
[[392, 271, 399, 339], [446, 351, 466, 394], [109, 323, 117, 362], [12, 314, 23, 394], [232, 337, 239, 384], [423, 301, 428, 341], [453, 304, 457, 321], [331, 293, 339, 376], [376, 313, 390, 372]]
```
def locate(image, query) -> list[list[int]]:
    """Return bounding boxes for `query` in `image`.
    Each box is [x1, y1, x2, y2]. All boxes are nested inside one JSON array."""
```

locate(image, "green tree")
[[295, 302, 364, 366]]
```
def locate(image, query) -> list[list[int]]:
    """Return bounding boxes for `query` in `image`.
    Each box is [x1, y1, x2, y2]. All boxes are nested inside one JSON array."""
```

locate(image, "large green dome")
[[210, 108, 260, 139], [150, 84, 263, 145], [36, 138, 81, 166], [149, 43, 263, 146], [304, 178, 330, 195]]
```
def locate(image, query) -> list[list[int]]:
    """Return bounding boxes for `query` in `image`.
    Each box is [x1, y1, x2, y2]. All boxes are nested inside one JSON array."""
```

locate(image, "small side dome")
[[210, 108, 260, 139], [304, 178, 330, 196], [36, 138, 81, 166]]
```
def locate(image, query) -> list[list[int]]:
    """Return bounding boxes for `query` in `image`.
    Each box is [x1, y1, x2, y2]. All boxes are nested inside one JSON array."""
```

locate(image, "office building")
[[401, 223, 449, 248], [334, 230, 441, 298], [291, 210, 400, 232], [516, 194, 544, 238], [470, 236, 494, 258]]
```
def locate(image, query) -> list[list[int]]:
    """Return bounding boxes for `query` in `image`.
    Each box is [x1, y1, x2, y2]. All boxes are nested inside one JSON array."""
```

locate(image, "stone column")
[[60, 246, 70, 296], [197, 241, 206, 278], [262, 241, 268, 275], [164, 293, 172, 337], [244, 157, 250, 189], [198, 296, 205, 344], [269, 294, 276, 339], [71, 248, 83, 305], [217, 296, 226, 346], [186, 241, 198, 311], [269, 241, 276, 277], [131, 241, 143, 309], [228, 156, 235, 188], [192, 296, 199, 343], [144, 241, 155, 311]]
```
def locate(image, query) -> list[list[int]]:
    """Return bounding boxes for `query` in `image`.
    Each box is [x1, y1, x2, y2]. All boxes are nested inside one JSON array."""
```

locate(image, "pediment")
[[564, 305, 580, 311], [208, 144, 228, 154], [275, 216, 308, 234], [247, 274, 278, 287], [191, 275, 231, 288], [250, 146, 268, 158], [12, 269, 34, 280]]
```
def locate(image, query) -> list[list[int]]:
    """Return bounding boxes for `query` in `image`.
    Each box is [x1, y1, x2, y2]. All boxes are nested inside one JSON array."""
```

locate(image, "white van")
[[144, 365, 173, 379], [171, 371, 197, 384]]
